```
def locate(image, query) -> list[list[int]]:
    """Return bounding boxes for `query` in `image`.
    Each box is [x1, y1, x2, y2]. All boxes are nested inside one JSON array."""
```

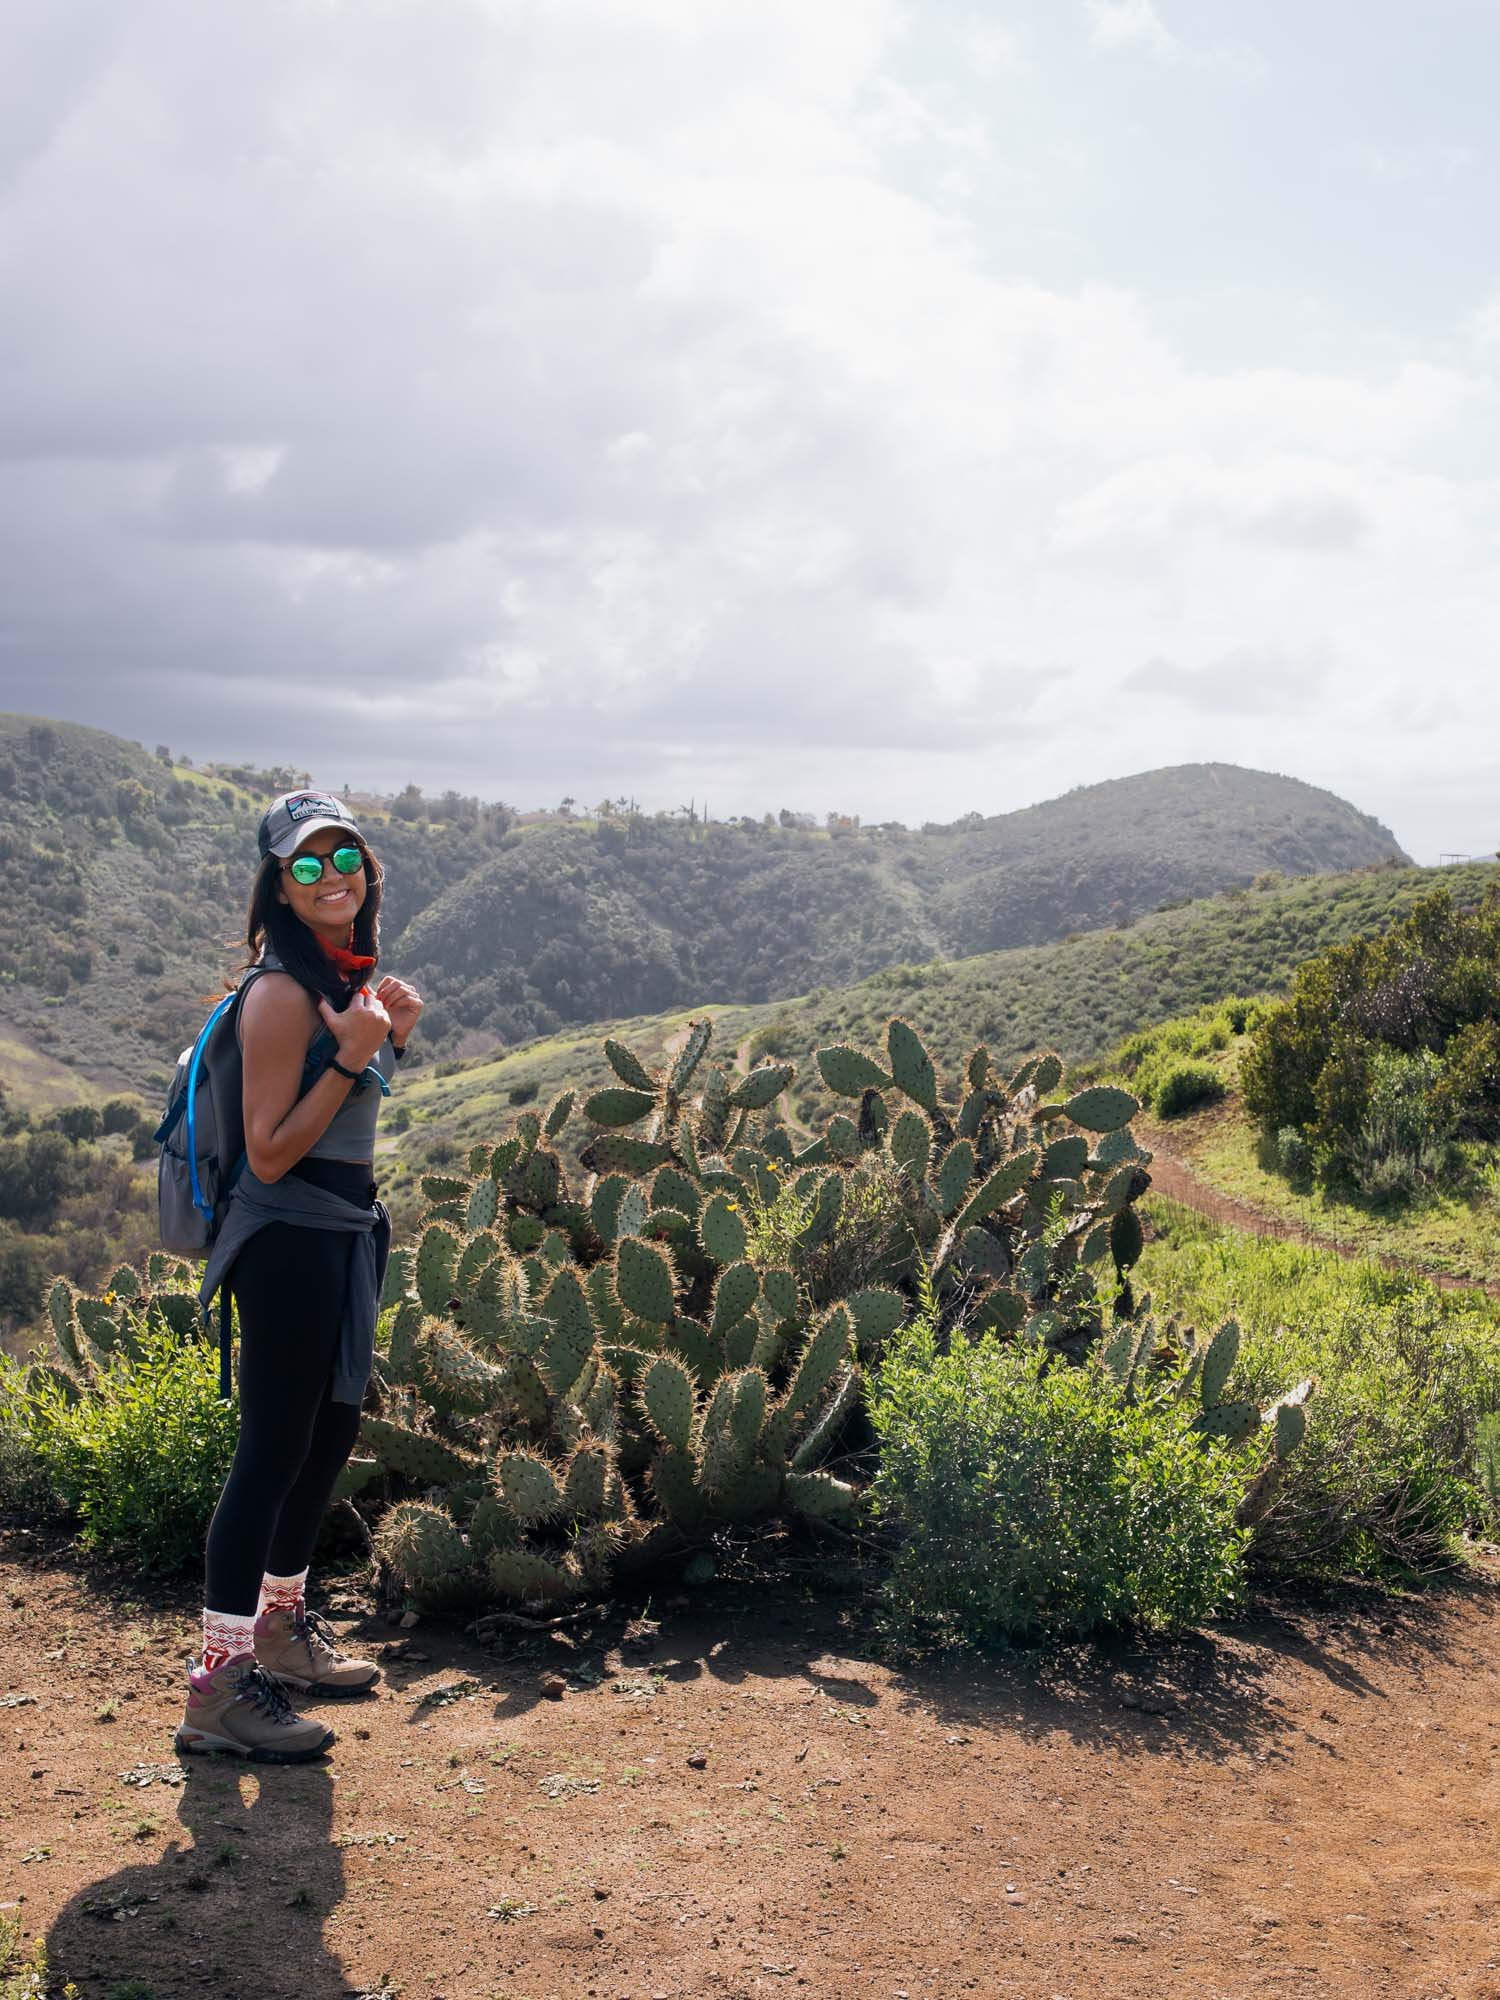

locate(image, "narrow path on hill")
[[1140, 1128, 1500, 1301]]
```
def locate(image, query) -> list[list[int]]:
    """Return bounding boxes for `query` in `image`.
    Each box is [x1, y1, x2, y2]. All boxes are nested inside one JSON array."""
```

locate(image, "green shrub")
[[1242, 886, 1500, 1183], [1275, 1126, 1313, 1188], [1102, 1000, 1252, 1114], [1140, 1213, 1500, 1577], [869, 1323, 1249, 1642], [0, 1324, 238, 1572], [747, 1015, 800, 1062], [1154, 1060, 1225, 1119]]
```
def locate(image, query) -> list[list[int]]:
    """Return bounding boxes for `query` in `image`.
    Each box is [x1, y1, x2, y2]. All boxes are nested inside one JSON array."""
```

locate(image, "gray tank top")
[[237, 945, 396, 1164]]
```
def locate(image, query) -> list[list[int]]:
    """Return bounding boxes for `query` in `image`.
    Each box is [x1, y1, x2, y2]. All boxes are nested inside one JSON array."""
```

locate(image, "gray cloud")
[[0, 0, 1497, 858], [1124, 650, 1331, 717]]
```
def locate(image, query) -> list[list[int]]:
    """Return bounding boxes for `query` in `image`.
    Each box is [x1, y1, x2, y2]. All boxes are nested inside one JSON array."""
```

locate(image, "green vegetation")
[[1141, 1201, 1500, 1578], [0, 717, 1409, 1100], [393, 860, 1499, 1178], [870, 1320, 1252, 1640], [0, 1085, 158, 1356], [1104, 999, 1265, 1115], [1241, 888, 1500, 1201], [361, 1013, 1197, 1607], [1087, 988, 1500, 1290], [0, 1315, 237, 1571], [392, 762, 1404, 1051], [13, 1012, 1269, 1627]]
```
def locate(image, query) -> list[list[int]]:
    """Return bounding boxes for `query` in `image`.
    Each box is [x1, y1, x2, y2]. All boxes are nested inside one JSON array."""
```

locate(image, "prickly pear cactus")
[[32, 1260, 207, 1394], [363, 1012, 1174, 1608]]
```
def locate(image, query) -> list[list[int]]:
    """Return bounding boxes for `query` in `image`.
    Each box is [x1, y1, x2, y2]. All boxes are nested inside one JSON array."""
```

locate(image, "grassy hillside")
[[395, 762, 1405, 1048], [384, 858, 1500, 1203], [0, 716, 1405, 1101]]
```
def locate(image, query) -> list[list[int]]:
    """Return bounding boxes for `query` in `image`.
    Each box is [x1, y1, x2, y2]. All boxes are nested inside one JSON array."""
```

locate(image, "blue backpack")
[[153, 972, 271, 1259]]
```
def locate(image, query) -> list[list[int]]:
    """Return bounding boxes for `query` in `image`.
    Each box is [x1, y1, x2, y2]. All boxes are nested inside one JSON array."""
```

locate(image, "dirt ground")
[[3, 1527, 1499, 2000]]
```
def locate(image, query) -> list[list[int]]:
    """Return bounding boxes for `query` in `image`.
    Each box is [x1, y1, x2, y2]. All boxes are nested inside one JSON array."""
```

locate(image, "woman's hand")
[[317, 986, 391, 1069], [375, 975, 423, 1049]]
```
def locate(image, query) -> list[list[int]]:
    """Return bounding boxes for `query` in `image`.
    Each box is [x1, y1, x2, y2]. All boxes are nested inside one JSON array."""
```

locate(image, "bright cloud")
[[1085, 0, 1179, 57]]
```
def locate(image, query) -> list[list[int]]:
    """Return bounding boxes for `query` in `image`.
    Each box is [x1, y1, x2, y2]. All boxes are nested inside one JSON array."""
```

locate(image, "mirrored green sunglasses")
[[286, 845, 364, 886]]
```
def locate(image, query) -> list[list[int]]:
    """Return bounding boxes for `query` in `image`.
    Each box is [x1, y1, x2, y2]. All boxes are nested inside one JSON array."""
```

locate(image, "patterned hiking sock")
[[200, 1608, 258, 1673], [258, 1568, 310, 1619]]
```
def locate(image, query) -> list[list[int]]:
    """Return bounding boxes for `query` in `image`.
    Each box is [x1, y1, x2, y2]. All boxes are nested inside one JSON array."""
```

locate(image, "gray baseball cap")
[[257, 790, 363, 861]]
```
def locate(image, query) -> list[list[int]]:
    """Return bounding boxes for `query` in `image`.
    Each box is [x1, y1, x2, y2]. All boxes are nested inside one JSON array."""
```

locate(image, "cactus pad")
[[886, 1019, 938, 1112], [361, 1418, 477, 1487], [579, 1134, 676, 1177], [711, 1261, 760, 1335], [786, 1471, 858, 1520], [936, 1140, 976, 1216], [1196, 1400, 1259, 1443], [1199, 1320, 1241, 1406], [847, 1288, 905, 1348], [583, 1087, 658, 1129], [699, 1192, 748, 1266], [888, 1109, 931, 1180], [730, 1064, 795, 1111], [761, 1268, 798, 1320], [817, 1044, 892, 1096], [375, 1501, 470, 1583], [496, 1450, 565, 1524], [640, 1355, 696, 1452], [954, 1150, 1037, 1230], [1110, 1206, 1144, 1275], [487, 1548, 573, 1603], [616, 1237, 677, 1324], [1062, 1086, 1141, 1133], [1041, 1135, 1089, 1180], [465, 1177, 500, 1232], [416, 1224, 460, 1314]]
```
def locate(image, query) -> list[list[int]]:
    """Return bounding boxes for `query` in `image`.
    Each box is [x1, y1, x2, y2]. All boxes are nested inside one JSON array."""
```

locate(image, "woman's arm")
[[240, 973, 390, 1182]]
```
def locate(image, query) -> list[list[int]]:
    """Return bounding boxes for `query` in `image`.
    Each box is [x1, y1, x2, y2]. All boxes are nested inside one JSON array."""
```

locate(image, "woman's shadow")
[[47, 1753, 362, 2000]]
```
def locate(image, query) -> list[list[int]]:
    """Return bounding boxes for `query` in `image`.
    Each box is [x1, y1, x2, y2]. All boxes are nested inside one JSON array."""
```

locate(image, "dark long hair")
[[241, 832, 384, 1009]]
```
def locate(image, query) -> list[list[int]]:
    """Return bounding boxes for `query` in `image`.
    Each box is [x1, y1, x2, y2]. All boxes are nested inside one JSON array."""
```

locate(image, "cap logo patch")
[[287, 794, 337, 823]]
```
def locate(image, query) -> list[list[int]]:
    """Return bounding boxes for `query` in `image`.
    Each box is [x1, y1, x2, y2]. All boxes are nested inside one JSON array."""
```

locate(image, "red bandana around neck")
[[316, 929, 377, 980]]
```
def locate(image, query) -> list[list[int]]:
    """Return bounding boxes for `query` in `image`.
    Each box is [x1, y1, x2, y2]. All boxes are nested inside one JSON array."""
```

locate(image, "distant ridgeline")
[[0, 713, 1408, 1099]]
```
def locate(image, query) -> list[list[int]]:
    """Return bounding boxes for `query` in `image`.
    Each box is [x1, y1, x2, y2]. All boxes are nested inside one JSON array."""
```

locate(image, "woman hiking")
[[175, 790, 422, 1763]]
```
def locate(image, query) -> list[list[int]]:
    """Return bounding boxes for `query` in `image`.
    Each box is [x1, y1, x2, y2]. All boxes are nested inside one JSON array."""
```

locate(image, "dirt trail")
[[1139, 1132, 1500, 1301], [5, 1529, 1500, 2000]]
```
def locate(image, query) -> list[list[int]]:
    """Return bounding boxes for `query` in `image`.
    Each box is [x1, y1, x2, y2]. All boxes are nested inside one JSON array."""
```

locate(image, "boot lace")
[[294, 1606, 343, 1664], [232, 1660, 299, 1727]]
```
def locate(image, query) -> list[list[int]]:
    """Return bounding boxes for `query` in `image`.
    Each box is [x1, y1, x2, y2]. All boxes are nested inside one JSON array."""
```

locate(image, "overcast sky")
[[2, 0, 1497, 861]]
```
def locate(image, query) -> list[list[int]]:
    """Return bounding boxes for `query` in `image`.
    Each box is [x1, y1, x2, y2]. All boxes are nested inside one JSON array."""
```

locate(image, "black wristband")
[[328, 1056, 362, 1082], [391, 1040, 406, 1060]]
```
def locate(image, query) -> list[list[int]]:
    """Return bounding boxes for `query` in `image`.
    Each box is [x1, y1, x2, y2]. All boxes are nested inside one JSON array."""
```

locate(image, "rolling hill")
[[0, 713, 1407, 1104]]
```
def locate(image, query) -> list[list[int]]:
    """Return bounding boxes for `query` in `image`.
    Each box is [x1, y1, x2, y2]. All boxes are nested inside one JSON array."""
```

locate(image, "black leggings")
[[203, 1159, 375, 1614]]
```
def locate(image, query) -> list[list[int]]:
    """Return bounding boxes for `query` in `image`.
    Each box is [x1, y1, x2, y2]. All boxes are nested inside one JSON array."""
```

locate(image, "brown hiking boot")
[[255, 1605, 380, 1698], [174, 1653, 334, 1762]]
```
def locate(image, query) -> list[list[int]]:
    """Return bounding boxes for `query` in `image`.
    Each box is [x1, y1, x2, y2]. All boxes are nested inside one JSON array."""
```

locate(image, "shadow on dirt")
[[45, 1752, 367, 2000], [432, 1544, 1498, 1773]]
